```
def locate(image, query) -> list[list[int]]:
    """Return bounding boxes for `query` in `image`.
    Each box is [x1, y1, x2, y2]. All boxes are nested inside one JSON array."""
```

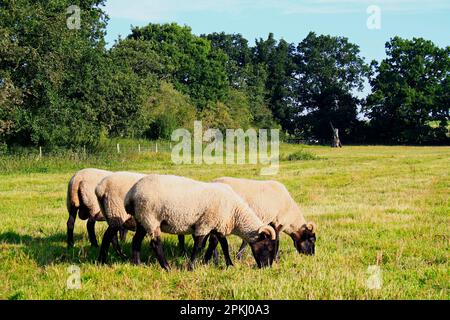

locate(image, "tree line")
[[1, 0, 448, 151]]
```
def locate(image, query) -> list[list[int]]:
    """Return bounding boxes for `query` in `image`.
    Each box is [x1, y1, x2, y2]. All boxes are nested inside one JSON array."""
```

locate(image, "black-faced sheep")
[[212, 177, 317, 259], [95, 172, 147, 263], [124, 174, 278, 270], [66, 168, 113, 248]]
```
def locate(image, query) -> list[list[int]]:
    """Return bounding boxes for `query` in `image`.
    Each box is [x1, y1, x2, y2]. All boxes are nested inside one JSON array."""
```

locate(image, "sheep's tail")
[[95, 182, 107, 215], [124, 192, 135, 217], [66, 174, 81, 212]]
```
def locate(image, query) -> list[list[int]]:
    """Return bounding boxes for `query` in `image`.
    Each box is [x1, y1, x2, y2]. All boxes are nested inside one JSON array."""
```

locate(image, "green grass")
[[0, 144, 449, 299]]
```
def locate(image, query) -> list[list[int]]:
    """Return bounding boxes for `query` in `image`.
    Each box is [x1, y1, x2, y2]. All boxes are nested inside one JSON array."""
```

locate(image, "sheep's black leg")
[[119, 227, 128, 242], [274, 237, 280, 262], [131, 224, 146, 265], [111, 229, 127, 261], [151, 236, 170, 271], [178, 235, 186, 255], [201, 234, 210, 248], [67, 206, 78, 248], [236, 240, 248, 260], [98, 226, 118, 264], [87, 217, 98, 247], [212, 247, 219, 265], [271, 223, 281, 262], [189, 235, 206, 270], [217, 235, 234, 267], [203, 234, 219, 264]]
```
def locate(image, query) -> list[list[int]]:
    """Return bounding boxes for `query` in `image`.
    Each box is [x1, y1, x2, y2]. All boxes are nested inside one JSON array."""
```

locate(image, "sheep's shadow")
[[0, 231, 206, 269], [0, 231, 100, 267], [117, 235, 218, 270]]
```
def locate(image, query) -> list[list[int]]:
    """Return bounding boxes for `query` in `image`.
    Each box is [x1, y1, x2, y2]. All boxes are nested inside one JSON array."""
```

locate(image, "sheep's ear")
[[306, 222, 316, 233], [258, 225, 276, 240]]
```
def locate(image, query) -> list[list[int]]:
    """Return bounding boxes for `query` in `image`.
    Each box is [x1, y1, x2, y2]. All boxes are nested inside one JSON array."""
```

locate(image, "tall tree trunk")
[[332, 128, 342, 148]]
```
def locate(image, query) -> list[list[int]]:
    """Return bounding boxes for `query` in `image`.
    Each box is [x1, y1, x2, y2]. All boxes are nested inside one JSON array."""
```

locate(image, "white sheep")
[[212, 177, 317, 259], [124, 174, 278, 270], [95, 171, 146, 263], [66, 168, 113, 248]]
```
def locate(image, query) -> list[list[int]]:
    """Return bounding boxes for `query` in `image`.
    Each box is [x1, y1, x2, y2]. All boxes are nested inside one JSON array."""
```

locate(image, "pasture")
[[0, 144, 448, 299]]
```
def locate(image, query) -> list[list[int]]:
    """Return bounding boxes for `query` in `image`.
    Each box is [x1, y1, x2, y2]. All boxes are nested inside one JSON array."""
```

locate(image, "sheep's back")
[[96, 172, 146, 226], [73, 168, 113, 217], [214, 177, 296, 227]]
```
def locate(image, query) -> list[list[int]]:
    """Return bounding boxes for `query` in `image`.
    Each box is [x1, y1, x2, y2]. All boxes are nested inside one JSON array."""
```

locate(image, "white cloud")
[[103, 0, 450, 21]]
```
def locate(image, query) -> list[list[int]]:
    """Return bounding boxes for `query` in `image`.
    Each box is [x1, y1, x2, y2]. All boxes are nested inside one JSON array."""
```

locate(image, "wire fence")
[[24, 141, 174, 160], [109, 141, 173, 155]]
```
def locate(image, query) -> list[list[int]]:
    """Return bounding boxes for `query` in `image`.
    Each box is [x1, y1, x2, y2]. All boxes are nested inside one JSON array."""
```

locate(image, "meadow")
[[0, 144, 448, 300]]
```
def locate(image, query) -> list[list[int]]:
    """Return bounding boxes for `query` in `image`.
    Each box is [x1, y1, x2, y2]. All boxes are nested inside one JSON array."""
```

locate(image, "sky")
[[101, 0, 450, 96]]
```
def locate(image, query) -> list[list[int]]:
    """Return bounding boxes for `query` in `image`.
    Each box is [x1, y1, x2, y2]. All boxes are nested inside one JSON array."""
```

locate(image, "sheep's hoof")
[[97, 256, 107, 264], [188, 263, 196, 271], [131, 252, 141, 265], [163, 265, 171, 272], [118, 254, 128, 261]]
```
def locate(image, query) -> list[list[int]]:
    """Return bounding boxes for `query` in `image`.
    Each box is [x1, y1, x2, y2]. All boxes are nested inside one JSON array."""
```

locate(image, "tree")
[[225, 89, 253, 130], [253, 34, 296, 131], [293, 32, 369, 144], [0, 0, 109, 148], [127, 23, 230, 109], [241, 63, 277, 129], [365, 37, 450, 144], [203, 32, 252, 88], [200, 101, 235, 132], [203, 32, 277, 129], [144, 82, 197, 140]]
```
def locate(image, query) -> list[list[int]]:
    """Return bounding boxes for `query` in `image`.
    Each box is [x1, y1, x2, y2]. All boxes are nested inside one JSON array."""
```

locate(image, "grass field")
[[0, 144, 449, 300]]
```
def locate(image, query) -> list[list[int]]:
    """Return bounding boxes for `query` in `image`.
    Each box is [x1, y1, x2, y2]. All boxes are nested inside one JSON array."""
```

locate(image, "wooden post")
[[138, 144, 141, 153], [117, 143, 120, 154], [330, 122, 343, 148], [39, 146, 42, 159], [155, 142, 158, 153]]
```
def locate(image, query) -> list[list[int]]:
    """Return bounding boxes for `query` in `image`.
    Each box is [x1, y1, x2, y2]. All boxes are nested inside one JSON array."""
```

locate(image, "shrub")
[[285, 149, 318, 161]]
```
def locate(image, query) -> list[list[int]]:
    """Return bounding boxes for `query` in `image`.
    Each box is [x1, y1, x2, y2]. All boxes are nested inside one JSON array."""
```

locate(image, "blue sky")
[[102, 0, 450, 96]]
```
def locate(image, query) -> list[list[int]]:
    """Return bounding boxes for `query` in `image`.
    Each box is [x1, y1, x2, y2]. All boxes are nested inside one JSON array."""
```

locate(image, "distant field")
[[0, 144, 449, 299]]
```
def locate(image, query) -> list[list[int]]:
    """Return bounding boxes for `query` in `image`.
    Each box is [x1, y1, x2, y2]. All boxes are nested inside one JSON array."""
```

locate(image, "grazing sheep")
[[95, 172, 147, 263], [66, 168, 113, 248], [124, 174, 278, 270], [212, 177, 317, 259]]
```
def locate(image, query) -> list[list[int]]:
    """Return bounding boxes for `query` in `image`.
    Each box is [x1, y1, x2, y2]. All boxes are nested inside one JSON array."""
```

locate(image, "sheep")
[[124, 174, 278, 270], [66, 168, 113, 248], [95, 172, 146, 263], [211, 177, 317, 260]]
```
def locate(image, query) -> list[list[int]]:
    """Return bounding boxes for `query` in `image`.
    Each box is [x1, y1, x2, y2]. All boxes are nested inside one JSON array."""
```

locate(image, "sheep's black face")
[[249, 234, 276, 268], [294, 225, 316, 255]]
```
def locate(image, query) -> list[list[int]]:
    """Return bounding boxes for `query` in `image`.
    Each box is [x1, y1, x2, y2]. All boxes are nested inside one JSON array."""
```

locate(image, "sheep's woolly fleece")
[[66, 168, 113, 220], [95, 172, 147, 228], [125, 174, 276, 243], [213, 177, 312, 235]]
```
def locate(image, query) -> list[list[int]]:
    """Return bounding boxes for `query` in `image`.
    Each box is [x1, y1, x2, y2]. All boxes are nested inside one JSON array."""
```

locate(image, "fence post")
[[117, 143, 120, 154], [39, 146, 42, 159], [155, 142, 158, 153], [138, 144, 141, 153]]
